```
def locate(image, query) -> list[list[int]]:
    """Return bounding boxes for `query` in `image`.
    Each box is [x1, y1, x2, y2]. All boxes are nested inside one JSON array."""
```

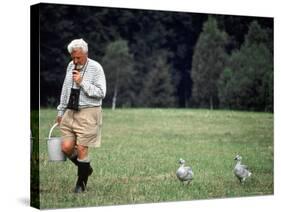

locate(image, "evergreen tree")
[[218, 21, 273, 111], [141, 50, 176, 107], [191, 16, 228, 109]]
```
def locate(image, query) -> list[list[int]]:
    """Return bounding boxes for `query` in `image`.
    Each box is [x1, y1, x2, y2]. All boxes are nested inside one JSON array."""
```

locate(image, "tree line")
[[38, 3, 273, 111], [191, 17, 273, 111]]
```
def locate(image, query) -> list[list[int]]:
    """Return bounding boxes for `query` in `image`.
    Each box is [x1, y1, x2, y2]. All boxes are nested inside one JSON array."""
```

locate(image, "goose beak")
[[234, 155, 240, 160]]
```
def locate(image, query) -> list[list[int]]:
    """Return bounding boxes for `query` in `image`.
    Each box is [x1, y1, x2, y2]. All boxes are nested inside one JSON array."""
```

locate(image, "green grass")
[[37, 108, 273, 209]]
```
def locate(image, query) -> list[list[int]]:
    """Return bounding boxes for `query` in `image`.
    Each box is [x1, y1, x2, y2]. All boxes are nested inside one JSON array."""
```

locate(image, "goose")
[[176, 158, 193, 184], [233, 155, 252, 184]]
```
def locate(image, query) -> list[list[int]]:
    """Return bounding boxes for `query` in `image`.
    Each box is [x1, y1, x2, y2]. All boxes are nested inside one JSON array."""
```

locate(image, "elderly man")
[[56, 38, 106, 193]]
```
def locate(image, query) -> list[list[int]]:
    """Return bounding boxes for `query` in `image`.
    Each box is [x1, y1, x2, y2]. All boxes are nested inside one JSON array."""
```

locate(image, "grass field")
[[37, 108, 273, 209]]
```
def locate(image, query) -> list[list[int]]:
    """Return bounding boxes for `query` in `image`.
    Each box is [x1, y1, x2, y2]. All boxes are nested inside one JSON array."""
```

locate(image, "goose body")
[[233, 155, 252, 184], [176, 158, 193, 184]]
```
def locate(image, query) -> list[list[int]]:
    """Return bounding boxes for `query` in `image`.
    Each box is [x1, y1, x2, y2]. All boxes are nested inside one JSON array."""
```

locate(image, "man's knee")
[[61, 140, 75, 155], [77, 145, 88, 160]]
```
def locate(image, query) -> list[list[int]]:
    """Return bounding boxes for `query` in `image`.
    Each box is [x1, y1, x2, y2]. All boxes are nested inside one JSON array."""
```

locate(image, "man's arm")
[[79, 64, 106, 99]]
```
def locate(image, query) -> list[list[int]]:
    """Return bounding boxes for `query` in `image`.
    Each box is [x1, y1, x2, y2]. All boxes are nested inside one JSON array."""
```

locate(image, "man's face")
[[71, 48, 88, 67]]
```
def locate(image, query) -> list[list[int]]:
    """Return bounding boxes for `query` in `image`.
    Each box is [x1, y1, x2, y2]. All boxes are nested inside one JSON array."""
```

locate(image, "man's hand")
[[56, 116, 62, 125], [72, 70, 82, 85]]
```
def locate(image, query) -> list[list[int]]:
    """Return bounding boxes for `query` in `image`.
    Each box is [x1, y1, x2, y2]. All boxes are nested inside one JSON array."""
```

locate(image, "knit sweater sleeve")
[[80, 62, 106, 99]]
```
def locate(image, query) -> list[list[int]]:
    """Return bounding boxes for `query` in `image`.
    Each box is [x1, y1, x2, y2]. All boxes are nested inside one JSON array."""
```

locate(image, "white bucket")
[[47, 123, 66, 161]]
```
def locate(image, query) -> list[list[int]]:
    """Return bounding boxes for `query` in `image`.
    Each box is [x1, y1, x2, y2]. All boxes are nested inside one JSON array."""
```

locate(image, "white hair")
[[67, 38, 88, 54]]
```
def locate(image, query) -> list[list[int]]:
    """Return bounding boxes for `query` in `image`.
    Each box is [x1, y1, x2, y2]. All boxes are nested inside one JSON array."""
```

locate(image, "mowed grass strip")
[[38, 108, 273, 208]]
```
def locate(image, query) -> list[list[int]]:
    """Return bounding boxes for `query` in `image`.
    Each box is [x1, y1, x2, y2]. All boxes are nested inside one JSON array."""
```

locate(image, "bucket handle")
[[48, 123, 59, 139]]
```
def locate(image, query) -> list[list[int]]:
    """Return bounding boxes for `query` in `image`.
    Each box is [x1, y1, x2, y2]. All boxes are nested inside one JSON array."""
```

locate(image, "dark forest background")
[[37, 3, 273, 111]]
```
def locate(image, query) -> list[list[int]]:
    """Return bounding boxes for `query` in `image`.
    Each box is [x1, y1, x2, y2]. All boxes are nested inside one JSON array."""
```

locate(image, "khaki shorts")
[[60, 107, 103, 148]]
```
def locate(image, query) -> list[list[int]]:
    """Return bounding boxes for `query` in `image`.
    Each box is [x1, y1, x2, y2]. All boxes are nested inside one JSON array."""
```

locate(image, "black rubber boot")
[[69, 155, 93, 176], [74, 161, 93, 193]]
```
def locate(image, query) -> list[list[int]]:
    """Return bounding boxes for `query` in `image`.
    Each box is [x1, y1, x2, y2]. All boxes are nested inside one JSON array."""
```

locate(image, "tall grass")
[[37, 108, 273, 209]]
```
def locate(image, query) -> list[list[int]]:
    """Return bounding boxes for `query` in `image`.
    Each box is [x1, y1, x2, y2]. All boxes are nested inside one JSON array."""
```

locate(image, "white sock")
[[77, 156, 90, 163]]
